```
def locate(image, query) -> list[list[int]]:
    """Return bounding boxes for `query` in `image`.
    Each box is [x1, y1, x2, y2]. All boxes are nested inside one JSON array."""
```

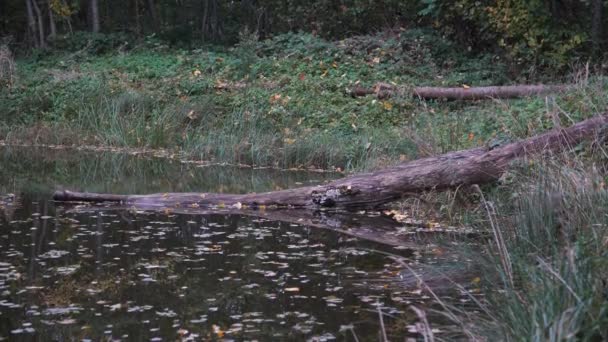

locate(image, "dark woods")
[[1, 1, 606, 70]]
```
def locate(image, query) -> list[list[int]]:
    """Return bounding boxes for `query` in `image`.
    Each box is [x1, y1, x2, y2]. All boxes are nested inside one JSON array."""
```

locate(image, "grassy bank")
[[3, 31, 605, 172]]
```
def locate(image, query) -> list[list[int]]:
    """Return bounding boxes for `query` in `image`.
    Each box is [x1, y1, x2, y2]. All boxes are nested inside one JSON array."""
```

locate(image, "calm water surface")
[[0, 147, 472, 341]]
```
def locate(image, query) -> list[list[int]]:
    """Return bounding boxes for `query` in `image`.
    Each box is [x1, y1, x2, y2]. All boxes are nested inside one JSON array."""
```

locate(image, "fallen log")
[[350, 83, 569, 100], [54, 114, 608, 209]]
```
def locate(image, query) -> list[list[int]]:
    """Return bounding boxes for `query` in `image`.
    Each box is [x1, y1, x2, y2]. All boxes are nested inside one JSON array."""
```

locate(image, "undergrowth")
[[0, 29, 545, 171]]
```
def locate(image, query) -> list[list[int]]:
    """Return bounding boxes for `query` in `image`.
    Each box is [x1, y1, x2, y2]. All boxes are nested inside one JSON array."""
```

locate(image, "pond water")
[[0, 147, 476, 341]]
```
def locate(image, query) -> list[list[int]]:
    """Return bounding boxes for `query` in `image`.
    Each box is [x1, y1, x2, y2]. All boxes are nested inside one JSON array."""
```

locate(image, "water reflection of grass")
[[0, 146, 338, 196]]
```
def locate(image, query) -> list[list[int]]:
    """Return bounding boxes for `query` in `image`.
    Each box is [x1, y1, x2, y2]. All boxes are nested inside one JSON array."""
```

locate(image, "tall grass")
[[68, 84, 418, 171], [75, 89, 179, 148], [467, 156, 608, 341]]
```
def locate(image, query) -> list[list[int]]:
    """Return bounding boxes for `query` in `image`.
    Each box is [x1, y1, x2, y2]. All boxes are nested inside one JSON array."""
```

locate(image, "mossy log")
[[350, 83, 569, 100], [54, 114, 608, 209]]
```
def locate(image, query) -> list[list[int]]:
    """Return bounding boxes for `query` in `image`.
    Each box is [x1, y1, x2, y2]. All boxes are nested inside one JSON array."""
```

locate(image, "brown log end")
[[53, 190, 74, 201], [53, 190, 127, 203]]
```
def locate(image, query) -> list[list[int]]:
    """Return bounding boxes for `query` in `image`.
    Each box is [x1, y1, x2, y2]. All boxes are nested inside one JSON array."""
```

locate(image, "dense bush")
[[418, 0, 593, 72]]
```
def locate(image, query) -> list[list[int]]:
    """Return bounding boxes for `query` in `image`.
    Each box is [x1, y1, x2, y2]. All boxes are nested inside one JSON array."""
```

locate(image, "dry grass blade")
[[474, 185, 513, 288], [411, 306, 435, 342]]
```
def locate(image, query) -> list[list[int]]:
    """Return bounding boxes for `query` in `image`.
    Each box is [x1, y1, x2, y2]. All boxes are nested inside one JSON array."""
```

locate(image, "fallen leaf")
[[212, 324, 224, 338]]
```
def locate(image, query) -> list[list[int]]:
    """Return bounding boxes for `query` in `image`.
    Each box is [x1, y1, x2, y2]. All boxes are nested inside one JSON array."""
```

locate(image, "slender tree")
[[90, 0, 100, 32], [48, 0, 57, 39], [201, 0, 223, 41], [146, 0, 158, 29], [25, 0, 38, 47], [31, 0, 46, 48], [591, 0, 603, 54]]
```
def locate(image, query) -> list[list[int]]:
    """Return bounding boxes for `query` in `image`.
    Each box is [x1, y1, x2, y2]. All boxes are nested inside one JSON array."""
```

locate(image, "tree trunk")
[[350, 83, 569, 100], [201, 0, 223, 41], [47, 0, 57, 39], [31, 0, 46, 48], [54, 113, 608, 209], [25, 0, 38, 48], [134, 0, 141, 36], [591, 0, 603, 54], [90, 0, 100, 32], [146, 0, 158, 29]]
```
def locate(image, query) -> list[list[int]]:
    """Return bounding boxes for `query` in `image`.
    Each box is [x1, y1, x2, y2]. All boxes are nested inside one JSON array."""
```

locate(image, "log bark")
[[54, 114, 608, 209], [350, 83, 569, 100]]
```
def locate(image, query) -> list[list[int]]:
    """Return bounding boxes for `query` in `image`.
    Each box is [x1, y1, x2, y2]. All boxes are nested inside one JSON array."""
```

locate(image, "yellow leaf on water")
[[212, 324, 224, 337]]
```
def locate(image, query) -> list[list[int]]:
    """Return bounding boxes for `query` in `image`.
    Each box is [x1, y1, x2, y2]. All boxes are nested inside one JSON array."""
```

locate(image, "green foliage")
[[231, 28, 260, 79], [50, 32, 133, 54], [418, 0, 590, 72], [3, 0, 603, 72]]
